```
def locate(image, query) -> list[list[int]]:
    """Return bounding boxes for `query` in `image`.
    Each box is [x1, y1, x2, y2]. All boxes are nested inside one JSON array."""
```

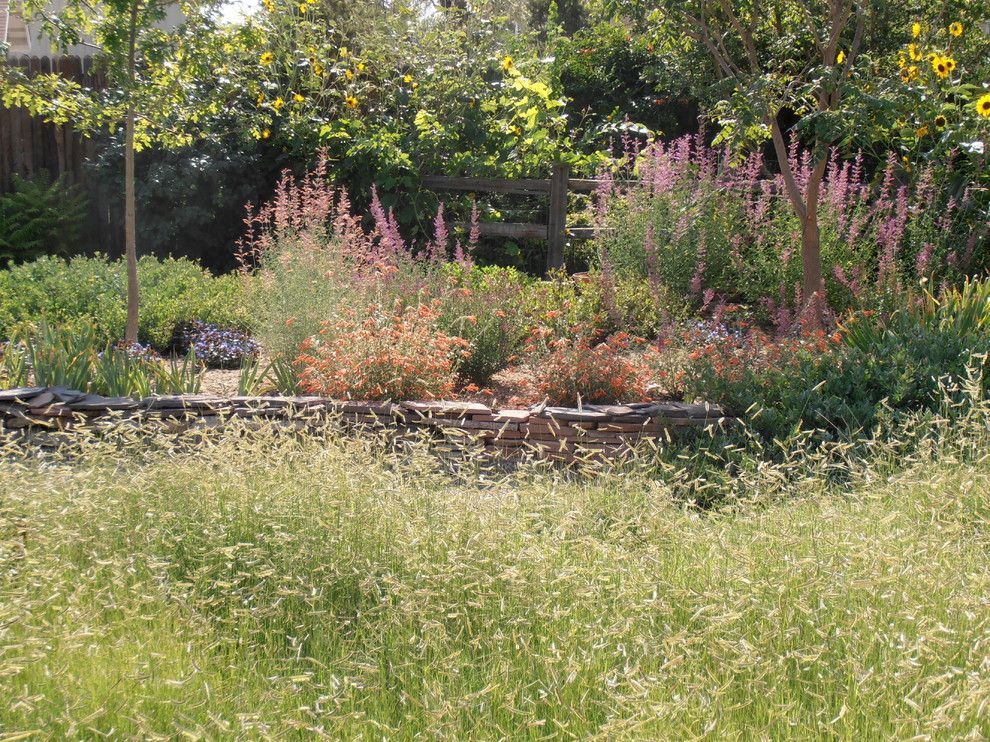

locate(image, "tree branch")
[[714, 0, 760, 72], [769, 115, 807, 219]]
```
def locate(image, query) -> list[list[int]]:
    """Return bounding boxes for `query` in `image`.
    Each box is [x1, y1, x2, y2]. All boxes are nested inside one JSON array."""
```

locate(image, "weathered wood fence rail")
[[423, 164, 627, 271]]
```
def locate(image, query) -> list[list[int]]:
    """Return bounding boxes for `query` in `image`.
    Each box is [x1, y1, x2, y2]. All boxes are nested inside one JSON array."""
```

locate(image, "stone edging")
[[0, 386, 729, 462]]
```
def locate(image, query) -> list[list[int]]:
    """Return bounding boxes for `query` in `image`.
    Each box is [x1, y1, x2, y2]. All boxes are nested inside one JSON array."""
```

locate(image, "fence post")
[[547, 161, 568, 272]]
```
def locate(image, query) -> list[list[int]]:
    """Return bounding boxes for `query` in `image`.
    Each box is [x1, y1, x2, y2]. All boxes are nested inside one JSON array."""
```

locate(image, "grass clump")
[[2, 404, 990, 739]]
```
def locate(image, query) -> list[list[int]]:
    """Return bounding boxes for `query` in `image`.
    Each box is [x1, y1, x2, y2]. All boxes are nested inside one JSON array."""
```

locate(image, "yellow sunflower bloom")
[[501, 55, 514, 71], [293, 93, 305, 103], [949, 22, 963, 37], [932, 56, 950, 79], [345, 69, 354, 80], [945, 57, 956, 72], [261, 128, 271, 139], [908, 43, 921, 61], [915, 125, 928, 137], [403, 73, 413, 83], [339, 47, 349, 58], [345, 95, 358, 108], [312, 62, 324, 75], [272, 96, 285, 111], [900, 65, 919, 82], [357, 62, 366, 72], [977, 94, 990, 118], [934, 115, 947, 128], [911, 22, 921, 38], [260, 52, 274, 65]]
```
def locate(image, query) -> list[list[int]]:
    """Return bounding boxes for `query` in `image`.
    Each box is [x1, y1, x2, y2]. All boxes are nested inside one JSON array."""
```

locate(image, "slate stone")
[[69, 394, 140, 411], [27, 391, 55, 408], [49, 387, 88, 403], [332, 400, 396, 415], [494, 409, 531, 422], [540, 407, 610, 422], [400, 400, 492, 416], [231, 396, 327, 408], [0, 387, 43, 402], [584, 404, 637, 419], [29, 404, 74, 418], [142, 395, 228, 411]]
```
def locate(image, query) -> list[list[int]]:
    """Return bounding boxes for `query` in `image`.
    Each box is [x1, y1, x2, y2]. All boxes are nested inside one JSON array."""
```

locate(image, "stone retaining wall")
[[0, 386, 728, 462]]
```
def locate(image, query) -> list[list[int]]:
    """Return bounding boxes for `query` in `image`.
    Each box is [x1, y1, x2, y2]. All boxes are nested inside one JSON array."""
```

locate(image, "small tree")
[[1, 0, 236, 342], [663, 0, 879, 317]]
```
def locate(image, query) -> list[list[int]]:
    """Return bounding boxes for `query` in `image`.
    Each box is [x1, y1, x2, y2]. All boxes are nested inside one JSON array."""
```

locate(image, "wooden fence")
[[423, 164, 614, 270], [0, 55, 122, 253]]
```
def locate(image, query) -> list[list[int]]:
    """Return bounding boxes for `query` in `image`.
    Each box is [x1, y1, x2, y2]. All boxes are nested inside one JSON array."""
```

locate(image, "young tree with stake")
[[2, 0, 238, 342]]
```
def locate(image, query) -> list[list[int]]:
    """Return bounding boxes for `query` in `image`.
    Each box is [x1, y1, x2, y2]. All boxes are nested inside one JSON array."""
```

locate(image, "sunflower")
[[945, 57, 956, 72], [908, 43, 921, 61], [501, 55, 514, 71], [912, 22, 921, 38], [934, 114, 947, 128], [916, 125, 928, 137], [403, 73, 413, 83], [949, 22, 963, 37], [932, 56, 950, 79], [345, 95, 359, 108], [977, 94, 990, 118], [900, 65, 919, 82], [312, 62, 324, 75], [293, 93, 305, 103], [259, 51, 274, 65], [261, 128, 271, 140], [272, 96, 285, 111]]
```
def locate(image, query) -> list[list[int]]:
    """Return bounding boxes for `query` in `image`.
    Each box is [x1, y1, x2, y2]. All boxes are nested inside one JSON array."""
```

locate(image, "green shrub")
[[0, 173, 86, 265], [434, 264, 534, 386], [680, 278, 990, 440], [0, 255, 247, 350], [521, 270, 688, 344]]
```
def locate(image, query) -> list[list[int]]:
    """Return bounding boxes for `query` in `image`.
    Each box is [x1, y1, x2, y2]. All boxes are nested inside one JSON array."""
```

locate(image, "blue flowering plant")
[[178, 321, 260, 369]]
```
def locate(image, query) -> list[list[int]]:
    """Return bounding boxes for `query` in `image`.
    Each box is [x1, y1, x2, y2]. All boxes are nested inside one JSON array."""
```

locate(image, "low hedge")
[[0, 254, 248, 350]]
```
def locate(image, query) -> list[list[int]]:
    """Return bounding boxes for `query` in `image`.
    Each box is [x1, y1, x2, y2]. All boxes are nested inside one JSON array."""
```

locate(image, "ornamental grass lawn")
[[2, 412, 989, 739]]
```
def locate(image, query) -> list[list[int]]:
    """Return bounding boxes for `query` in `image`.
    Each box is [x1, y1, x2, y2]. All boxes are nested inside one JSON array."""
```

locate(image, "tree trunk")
[[124, 0, 140, 344], [800, 157, 828, 323], [124, 107, 139, 344], [801, 208, 825, 304], [768, 117, 828, 324]]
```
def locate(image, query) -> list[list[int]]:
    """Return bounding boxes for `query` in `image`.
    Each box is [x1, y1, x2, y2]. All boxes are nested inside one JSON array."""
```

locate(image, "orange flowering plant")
[[529, 326, 654, 405], [296, 300, 469, 400]]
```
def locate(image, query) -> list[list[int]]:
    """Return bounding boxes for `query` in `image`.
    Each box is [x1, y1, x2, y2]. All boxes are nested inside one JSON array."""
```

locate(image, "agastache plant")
[[595, 133, 983, 319]]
